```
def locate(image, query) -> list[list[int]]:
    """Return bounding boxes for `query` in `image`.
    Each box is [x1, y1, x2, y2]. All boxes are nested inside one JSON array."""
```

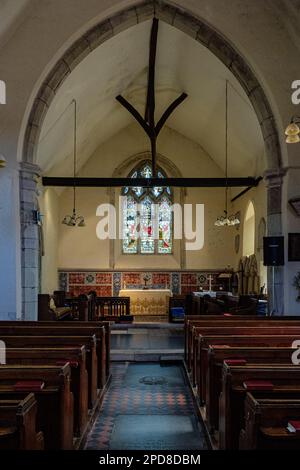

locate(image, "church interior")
[[1, 0, 300, 455]]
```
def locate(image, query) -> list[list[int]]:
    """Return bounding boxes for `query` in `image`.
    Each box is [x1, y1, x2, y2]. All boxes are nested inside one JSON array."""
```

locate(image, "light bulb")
[[286, 134, 300, 144], [285, 122, 300, 136], [77, 217, 85, 227], [62, 216, 70, 225], [0, 154, 6, 168]]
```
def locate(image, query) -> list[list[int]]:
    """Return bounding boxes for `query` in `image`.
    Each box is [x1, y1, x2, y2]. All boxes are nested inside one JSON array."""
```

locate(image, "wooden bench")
[[0, 336, 97, 408], [240, 393, 300, 450], [185, 316, 300, 370], [196, 334, 300, 404], [0, 364, 73, 449], [0, 324, 106, 389], [4, 347, 88, 436], [191, 326, 300, 396], [219, 364, 300, 449], [185, 315, 259, 364], [0, 393, 44, 450], [0, 320, 111, 384], [206, 346, 297, 433]]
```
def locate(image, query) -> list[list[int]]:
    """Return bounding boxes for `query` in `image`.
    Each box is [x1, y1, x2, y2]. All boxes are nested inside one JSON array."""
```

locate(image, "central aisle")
[[85, 362, 209, 450]]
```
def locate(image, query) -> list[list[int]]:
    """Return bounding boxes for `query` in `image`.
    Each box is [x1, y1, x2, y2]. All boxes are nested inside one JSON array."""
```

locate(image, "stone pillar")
[[264, 168, 286, 315], [19, 162, 41, 320]]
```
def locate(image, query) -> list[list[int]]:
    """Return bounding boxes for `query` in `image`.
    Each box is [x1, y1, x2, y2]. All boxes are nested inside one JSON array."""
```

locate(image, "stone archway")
[[20, 0, 284, 318]]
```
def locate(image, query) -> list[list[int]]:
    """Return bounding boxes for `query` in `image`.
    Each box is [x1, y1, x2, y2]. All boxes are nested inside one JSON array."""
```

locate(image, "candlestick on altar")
[[208, 274, 213, 292]]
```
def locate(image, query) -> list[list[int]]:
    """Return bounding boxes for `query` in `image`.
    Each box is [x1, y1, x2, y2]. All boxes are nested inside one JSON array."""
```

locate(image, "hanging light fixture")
[[62, 99, 85, 227], [215, 81, 240, 228], [285, 117, 300, 144], [0, 154, 6, 168]]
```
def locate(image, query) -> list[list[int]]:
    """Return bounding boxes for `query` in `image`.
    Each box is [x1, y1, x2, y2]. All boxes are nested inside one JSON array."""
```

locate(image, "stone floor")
[[85, 362, 208, 450]]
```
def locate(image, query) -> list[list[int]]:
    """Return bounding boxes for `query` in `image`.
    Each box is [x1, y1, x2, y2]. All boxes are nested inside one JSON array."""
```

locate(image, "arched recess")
[[19, 0, 284, 318], [22, 0, 281, 169], [243, 201, 255, 257]]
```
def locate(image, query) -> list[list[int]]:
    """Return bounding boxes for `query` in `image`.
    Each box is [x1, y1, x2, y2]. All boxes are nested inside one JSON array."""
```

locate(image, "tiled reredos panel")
[[58, 270, 227, 297]]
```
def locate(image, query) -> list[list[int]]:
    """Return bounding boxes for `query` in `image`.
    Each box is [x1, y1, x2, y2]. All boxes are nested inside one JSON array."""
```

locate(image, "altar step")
[[133, 315, 169, 322], [111, 324, 184, 362], [111, 322, 183, 330], [111, 350, 183, 362]]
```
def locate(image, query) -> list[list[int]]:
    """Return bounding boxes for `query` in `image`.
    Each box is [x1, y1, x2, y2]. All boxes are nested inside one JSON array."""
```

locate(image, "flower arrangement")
[[293, 272, 300, 301]]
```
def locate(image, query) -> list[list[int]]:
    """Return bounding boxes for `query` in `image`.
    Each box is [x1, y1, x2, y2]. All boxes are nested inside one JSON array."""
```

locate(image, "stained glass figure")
[[122, 161, 173, 254]]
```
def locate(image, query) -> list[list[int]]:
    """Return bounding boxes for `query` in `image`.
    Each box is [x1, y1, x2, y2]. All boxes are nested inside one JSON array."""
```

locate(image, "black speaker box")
[[263, 236, 284, 266]]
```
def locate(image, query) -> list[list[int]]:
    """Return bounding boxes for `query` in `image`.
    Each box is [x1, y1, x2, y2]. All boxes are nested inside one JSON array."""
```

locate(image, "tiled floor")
[[85, 362, 208, 450]]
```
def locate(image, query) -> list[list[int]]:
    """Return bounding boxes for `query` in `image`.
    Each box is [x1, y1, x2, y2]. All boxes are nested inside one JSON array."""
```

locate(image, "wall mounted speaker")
[[263, 236, 284, 266]]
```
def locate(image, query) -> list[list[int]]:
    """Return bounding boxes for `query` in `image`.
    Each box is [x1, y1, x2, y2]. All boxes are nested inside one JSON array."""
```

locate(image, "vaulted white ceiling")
[[37, 19, 265, 178]]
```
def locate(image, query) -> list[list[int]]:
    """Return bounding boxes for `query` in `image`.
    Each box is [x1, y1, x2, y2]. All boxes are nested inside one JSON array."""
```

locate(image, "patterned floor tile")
[[85, 362, 208, 450]]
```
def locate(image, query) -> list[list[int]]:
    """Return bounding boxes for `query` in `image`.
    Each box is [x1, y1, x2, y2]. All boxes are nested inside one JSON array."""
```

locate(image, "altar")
[[118, 289, 172, 316]]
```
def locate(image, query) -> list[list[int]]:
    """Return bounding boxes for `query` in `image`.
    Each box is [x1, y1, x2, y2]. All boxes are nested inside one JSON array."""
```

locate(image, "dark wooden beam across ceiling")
[[42, 176, 261, 188], [230, 176, 263, 202]]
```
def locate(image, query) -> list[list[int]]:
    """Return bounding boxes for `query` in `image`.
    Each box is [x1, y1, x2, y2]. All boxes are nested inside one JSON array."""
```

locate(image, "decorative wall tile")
[[123, 273, 141, 285], [69, 273, 85, 284], [60, 270, 227, 297], [59, 272, 68, 292], [152, 273, 170, 286], [96, 273, 112, 284], [113, 273, 121, 296], [171, 273, 180, 295], [181, 273, 197, 285], [96, 286, 113, 297], [198, 274, 207, 285], [85, 273, 96, 284], [181, 285, 199, 295]]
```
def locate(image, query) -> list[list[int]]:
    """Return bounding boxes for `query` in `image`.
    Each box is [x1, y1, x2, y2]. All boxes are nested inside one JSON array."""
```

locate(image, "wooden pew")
[[0, 320, 111, 384], [42, 320, 111, 381], [206, 346, 297, 433], [0, 324, 106, 389], [184, 315, 300, 370], [0, 364, 73, 449], [196, 334, 300, 404], [0, 393, 44, 450], [185, 315, 263, 365], [240, 393, 300, 450], [4, 347, 88, 437], [219, 364, 300, 449], [191, 326, 300, 396], [0, 336, 97, 407], [185, 316, 300, 370]]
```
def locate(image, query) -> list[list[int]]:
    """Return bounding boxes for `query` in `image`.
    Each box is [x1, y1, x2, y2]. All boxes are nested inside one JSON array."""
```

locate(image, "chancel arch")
[[20, 0, 284, 318]]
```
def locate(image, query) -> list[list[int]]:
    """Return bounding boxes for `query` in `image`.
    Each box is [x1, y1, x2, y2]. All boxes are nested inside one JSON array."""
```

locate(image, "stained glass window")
[[122, 196, 138, 254], [122, 161, 173, 254]]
